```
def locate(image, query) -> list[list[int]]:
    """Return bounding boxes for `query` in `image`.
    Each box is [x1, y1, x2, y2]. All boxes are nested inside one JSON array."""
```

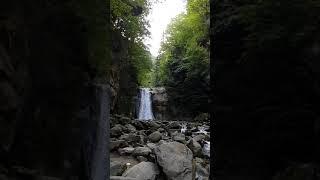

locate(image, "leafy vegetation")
[[153, 0, 210, 115], [111, 0, 154, 86]]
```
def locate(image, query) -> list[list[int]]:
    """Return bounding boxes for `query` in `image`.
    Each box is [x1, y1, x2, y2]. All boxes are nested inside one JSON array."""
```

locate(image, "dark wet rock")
[[187, 139, 202, 157], [167, 121, 180, 129], [173, 133, 186, 144], [119, 133, 140, 143], [111, 124, 125, 137], [193, 135, 205, 142], [158, 127, 165, 133], [125, 124, 136, 133], [154, 142, 193, 180], [119, 116, 132, 125], [195, 163, 209, 179], [131, 120, 145, 130], [136, 156, 148, 162], [110, 161, 127, 176], [110, 176, 137, 180], [148, 131, 162, 143], [118, 147, 135, 156], [146, 143, 157, 151], [123, 162, 160, 180], [185, 129, 193, 136], [272, 163, 320, 180], [132, 147, 152, 157], [111, 140, 128, 151]]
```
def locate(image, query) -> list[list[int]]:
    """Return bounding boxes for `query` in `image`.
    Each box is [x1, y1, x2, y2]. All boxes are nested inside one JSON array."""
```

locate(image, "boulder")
[[132, 147, 152, 157], [111, 124, 125, 137], [158, 127, 165, 133], [110, 140, 127, 151], [148, 131, 162, 143], [118, 147, 135, 155], [146, 143, 157, 151], [110, 176, 137, 180], [123, 162, 160, 180], [193, 135, 205, 142], [187, 139, 202, 157], [119, 133, 140, 143], [125, 124, 136, 133], [167, 121, 180, 129], [154, 142, 193, 180], [136, 156, 148, 162], [195, 163, 209, 179], [110, 161, 126, 176], [173, 133, 186, 144]]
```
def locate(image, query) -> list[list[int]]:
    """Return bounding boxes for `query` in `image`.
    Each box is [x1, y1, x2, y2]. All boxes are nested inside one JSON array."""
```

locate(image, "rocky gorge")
[[109, 114, 210, 180]]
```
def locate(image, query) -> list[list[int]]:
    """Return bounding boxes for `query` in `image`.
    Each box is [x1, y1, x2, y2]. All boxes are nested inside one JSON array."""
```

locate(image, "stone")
[[187, 138, 202, 157], [193, 135, 205, 142], [148, 131, 162, 143], [111, 124, 125, 137], [173, 133, 186, 144], [110, 176, 137, 180], [123, 162, 160, 180], [125, 124, 136, 133], [167, 121, 180, 129], [119, 133, 140, 143], [146, 143, 157, 151], [158, 127, 165, 132], [119, 116, 132, 125], [118, 147, 135, 155], [110, 161, 126, 176], [132, 147, 152, 157], [195, 163, 209, 178], [148, 121, 161, 130], [131, 120, 144, 130], [110, 140, 127, 151], [136, 156, 148, 162], [154, 142, 193, 180]]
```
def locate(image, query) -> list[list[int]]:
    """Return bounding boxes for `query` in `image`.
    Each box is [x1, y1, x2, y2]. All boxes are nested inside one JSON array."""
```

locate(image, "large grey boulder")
[[154, 142, 193, 180], [123, 162, 160, 180], [148, 131, 162, 143]]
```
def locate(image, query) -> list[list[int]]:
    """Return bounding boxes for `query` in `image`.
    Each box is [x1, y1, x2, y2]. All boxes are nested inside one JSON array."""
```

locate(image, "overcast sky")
[[144, 0, 187, 57]]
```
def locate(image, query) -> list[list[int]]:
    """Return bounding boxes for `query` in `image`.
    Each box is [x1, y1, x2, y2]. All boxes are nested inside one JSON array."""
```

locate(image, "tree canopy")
[[111, 0, 154, 86], [153, 0, 210, 115]]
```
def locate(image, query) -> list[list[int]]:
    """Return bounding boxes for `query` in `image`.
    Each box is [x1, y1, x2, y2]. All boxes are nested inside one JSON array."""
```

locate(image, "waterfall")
[[138, 88, 154, 120]]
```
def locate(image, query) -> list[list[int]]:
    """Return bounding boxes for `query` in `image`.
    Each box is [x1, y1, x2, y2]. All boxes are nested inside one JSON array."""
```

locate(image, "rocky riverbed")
[[110, 114, 210, 180]]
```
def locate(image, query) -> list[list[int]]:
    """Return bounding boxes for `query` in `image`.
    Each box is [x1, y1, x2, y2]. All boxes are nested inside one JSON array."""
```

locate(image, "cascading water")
[[138, 88, 154, 120]]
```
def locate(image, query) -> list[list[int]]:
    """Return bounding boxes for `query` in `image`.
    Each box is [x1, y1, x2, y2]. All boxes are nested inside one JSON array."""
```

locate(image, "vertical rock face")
[[0, 0, 110, 179], [110, 29, 137, 118], [151, 87, 168, 120]]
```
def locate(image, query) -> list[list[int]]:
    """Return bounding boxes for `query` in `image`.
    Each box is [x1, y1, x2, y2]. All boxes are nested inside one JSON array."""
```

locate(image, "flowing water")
[[138, 88, 154, 120]]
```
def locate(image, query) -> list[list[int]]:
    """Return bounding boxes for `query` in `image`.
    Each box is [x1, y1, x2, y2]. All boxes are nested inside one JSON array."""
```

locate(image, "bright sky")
[[144, 0, 187, 57]]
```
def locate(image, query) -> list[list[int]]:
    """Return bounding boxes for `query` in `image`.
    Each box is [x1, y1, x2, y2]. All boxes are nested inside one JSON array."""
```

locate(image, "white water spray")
[[138, 88, 154, 120]]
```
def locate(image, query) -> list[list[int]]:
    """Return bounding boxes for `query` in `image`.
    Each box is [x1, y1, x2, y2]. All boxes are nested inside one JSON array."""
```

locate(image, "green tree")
[[154, 0, 210, 115]]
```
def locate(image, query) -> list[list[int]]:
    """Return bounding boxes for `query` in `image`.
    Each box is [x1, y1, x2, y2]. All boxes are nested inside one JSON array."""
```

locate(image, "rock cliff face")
[[0, 0, 110, 179], [110, 30, 138, 118], [150, 87, 168, 120], [150, 87, 194, 121]]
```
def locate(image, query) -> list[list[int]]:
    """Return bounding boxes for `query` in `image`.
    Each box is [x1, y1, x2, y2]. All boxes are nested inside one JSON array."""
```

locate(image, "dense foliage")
[[111, 0, 153, 86], [153, 0, 210, 115], [213, 0, 320, 178]]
